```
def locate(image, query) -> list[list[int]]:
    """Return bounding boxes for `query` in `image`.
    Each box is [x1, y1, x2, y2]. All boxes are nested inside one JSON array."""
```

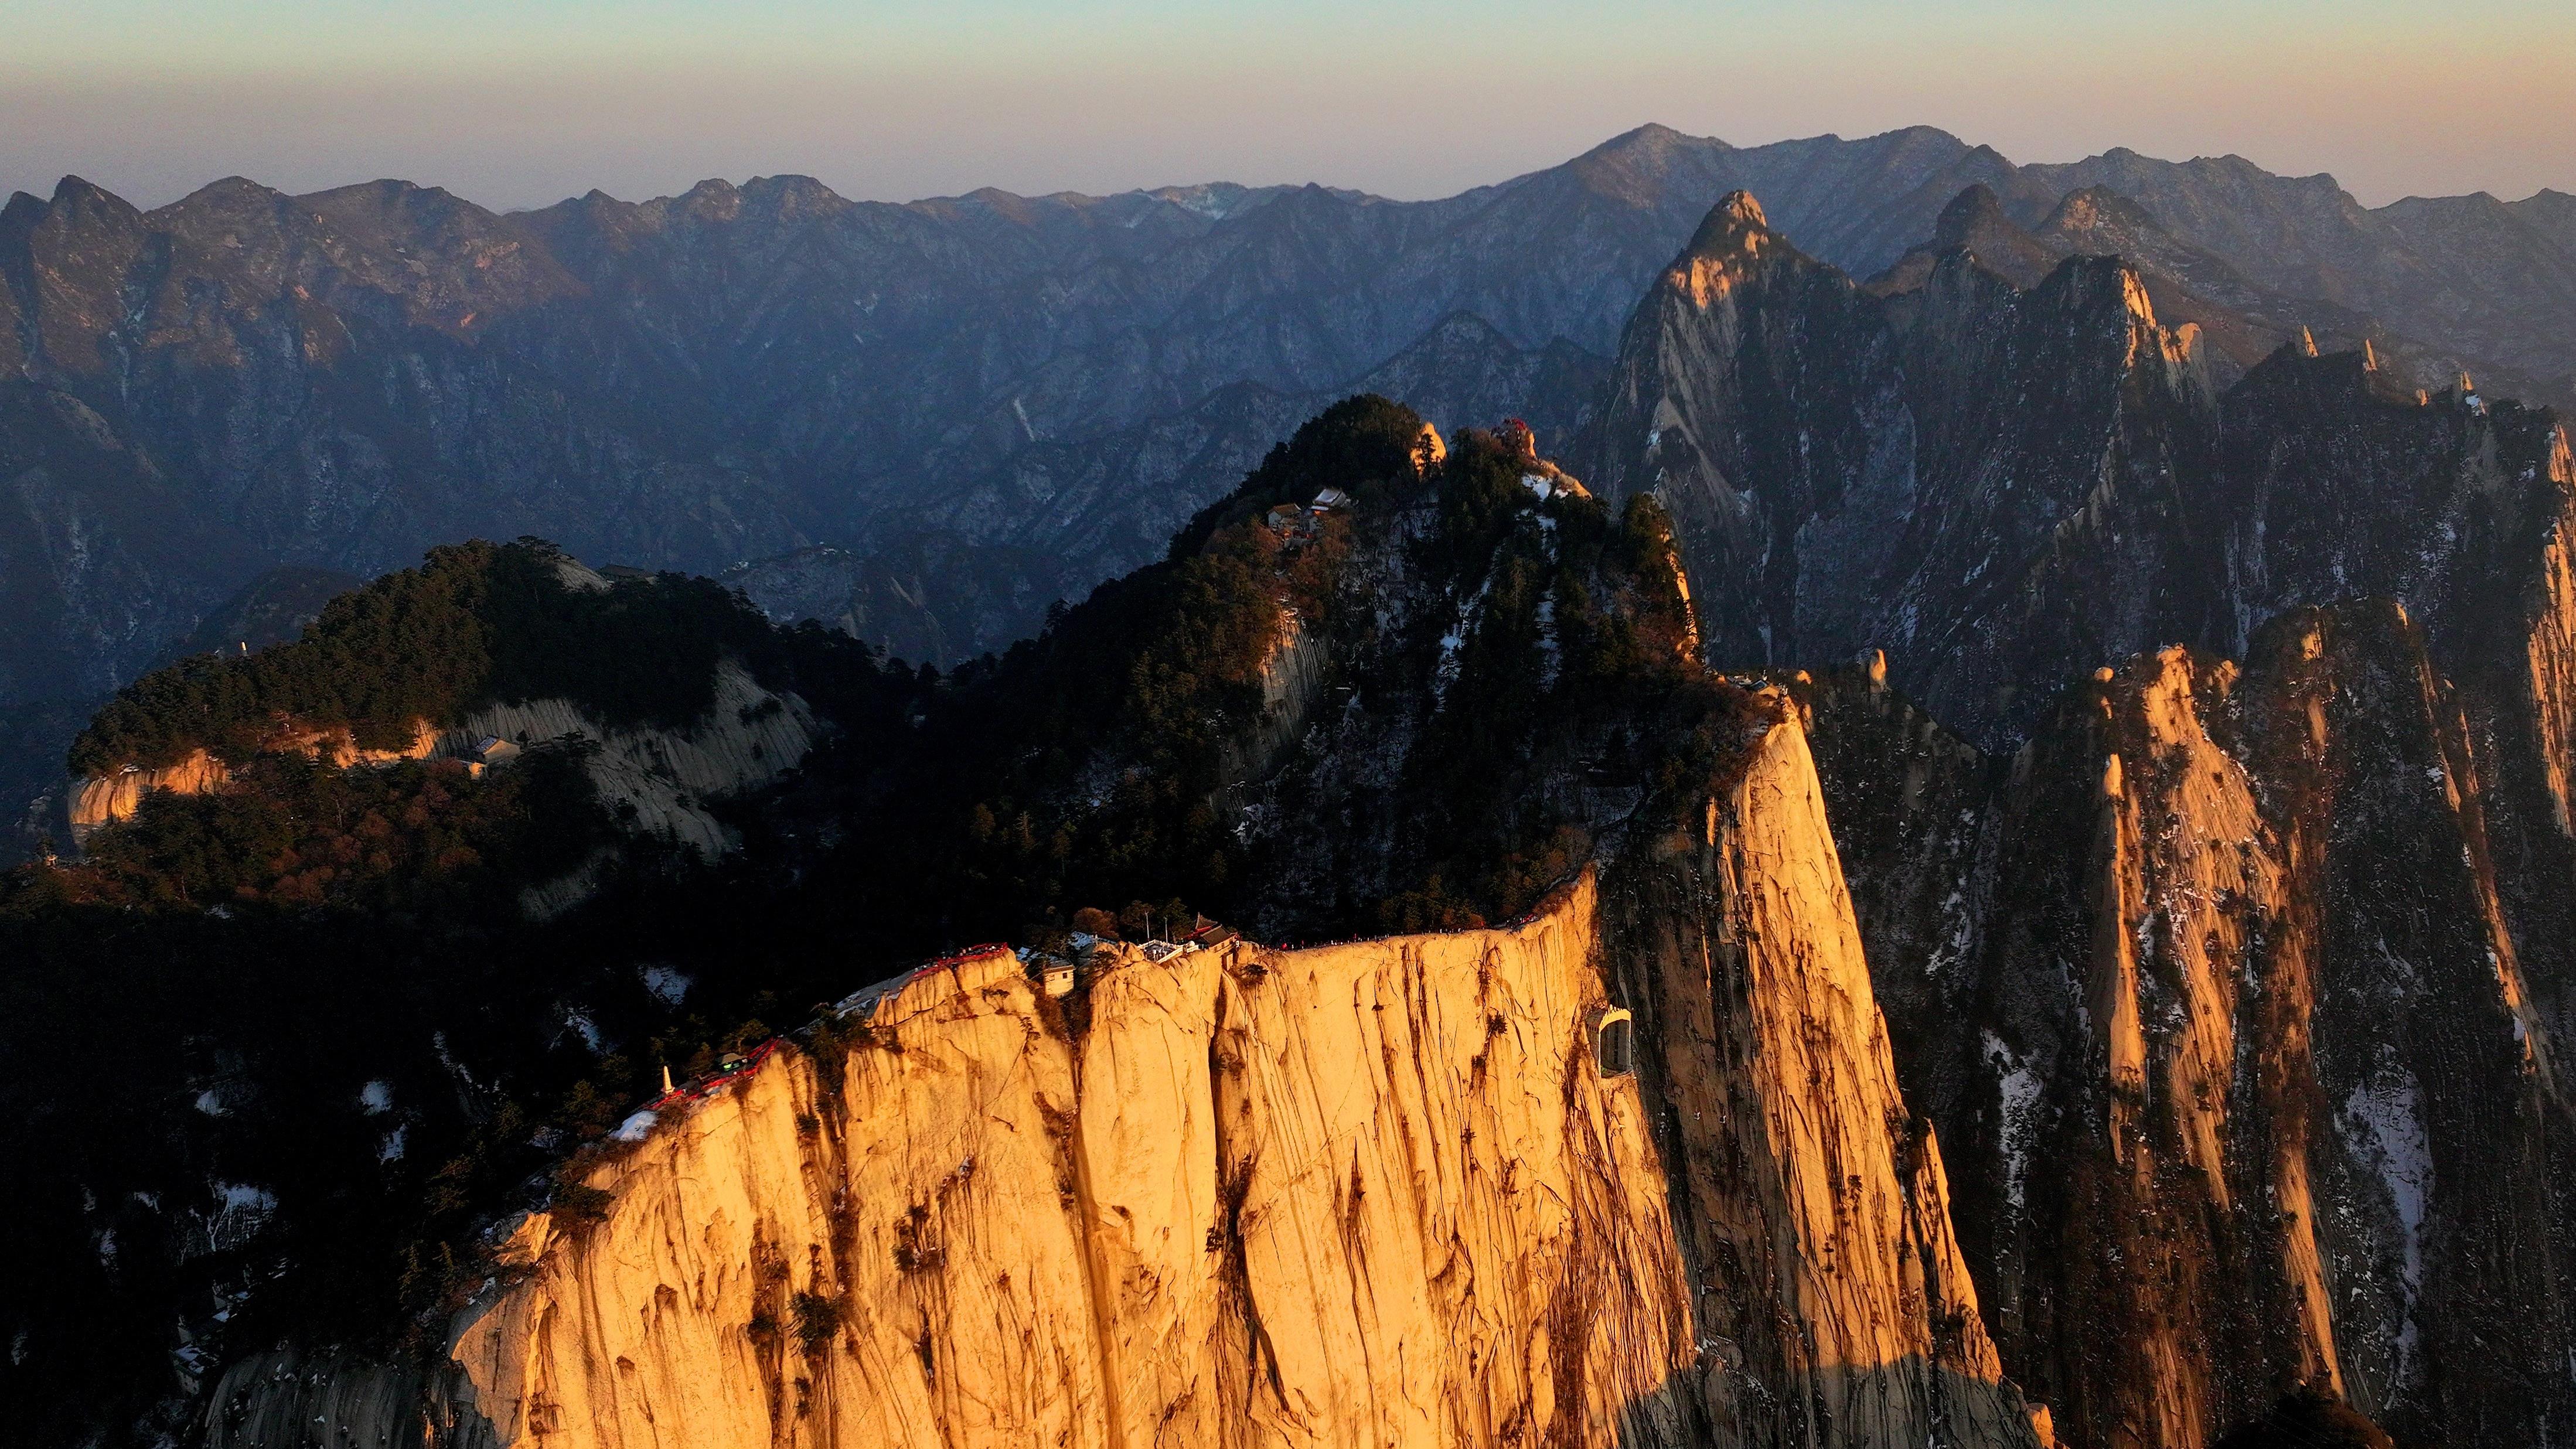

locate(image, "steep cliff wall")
[[67, 720, 451, 842], [1604, 707, 2035, 1448], [1215, 609, 1329, 785], [68, 749, 238, 845], [1584, 192, 2565, 755], [1799, 609, 2576, 1448], [206, 710, 2042, 1449]]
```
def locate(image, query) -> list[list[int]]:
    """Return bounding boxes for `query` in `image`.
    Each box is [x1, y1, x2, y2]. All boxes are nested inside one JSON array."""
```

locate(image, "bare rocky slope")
[[1, 403, 1814, 1445], [31, 401, 2094, 1449], [67, 661, 820, 865]]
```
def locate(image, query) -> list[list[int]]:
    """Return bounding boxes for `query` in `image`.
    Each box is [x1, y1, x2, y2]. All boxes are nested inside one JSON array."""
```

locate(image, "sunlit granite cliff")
[[206, 709, 2046, 1449]]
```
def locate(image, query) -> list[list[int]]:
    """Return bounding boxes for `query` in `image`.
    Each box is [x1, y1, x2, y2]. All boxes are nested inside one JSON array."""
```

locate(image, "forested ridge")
[[69, 540, 830, 775]]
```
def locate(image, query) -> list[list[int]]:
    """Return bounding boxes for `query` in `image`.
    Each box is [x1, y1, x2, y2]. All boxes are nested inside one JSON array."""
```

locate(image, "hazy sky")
[[3, 1, 2570, 212]]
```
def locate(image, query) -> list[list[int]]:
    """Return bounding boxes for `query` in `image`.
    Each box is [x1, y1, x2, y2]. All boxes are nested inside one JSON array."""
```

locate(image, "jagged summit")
[[1685, 187, 1771, 251], [1931, 181, 2008, 246], [14, 122, 2576, 1449], [11, 174, 143, 229], [1871, 182, 2063, 292], [1646, 191, 1802, 310]]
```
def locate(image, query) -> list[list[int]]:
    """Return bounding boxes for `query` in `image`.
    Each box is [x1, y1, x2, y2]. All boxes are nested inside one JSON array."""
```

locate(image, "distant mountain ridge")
[[13, 154, 2576, 1440], [5, 123, 2575, 840]]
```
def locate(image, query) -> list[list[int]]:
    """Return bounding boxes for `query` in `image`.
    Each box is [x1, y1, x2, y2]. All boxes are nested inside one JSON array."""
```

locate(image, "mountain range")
[[6, 123, 2576, 1449], [8, 123, 2576, 838], [1589, 187, 2576, 1447]]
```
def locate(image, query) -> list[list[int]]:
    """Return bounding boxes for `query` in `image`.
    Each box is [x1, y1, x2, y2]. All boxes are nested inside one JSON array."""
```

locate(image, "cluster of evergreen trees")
[[69, 539, 833, 775]]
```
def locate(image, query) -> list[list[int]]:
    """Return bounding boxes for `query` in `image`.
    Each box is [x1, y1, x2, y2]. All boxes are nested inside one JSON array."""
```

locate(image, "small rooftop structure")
[[1264, 503, 1323, 543], [1310, 486, 1352, 513], [1182, 915, 1239, 949], [472, 735, 523, 768]]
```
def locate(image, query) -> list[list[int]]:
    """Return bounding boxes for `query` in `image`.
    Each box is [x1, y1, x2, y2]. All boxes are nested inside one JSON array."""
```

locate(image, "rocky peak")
[[204, 711, 2049, 1449], [1796, 573, 2576, 1445], [2, 176, 152, 377], [732, 173, 851, 223], [38, 174, 143, 230], [1587, 178, 2571, 748], [2040, 182, 2160, 240], [1933, 182, 2011, 248], [1656, 190, 1791, 311], [154, 174, 287, 216], [1686, 187, 1770, 253], [671, 176, 745, 223], [1873, 183, 2064, 294], [1564, 122, 1729, 207]]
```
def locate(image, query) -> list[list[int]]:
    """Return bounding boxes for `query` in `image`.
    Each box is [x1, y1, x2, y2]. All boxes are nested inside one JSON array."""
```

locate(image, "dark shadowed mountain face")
[[2022, 150, 2576, 387], [1584, 190, 2570, 749], [1871, 182, 2574, 407], [1582, 186, 2576, 1449], [5, 124, 2575, 843]]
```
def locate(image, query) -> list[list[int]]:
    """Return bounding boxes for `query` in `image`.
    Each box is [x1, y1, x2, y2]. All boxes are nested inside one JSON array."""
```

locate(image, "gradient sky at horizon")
[[4, 0, 2571, 212]]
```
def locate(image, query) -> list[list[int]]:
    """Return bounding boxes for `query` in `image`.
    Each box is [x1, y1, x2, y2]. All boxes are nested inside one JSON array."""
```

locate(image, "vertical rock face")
[[67, 749, 236, 844], [401, 884, 1692, 1449], [1586, 196, 2574, 1441], [1797, 605, 2576, 1448], [210, 711, 2041, 1449], [1606, 711, 2033, 1448], [1583, 190, 1913, 676], [1583, 187, 2234, 745], [1216, 608, 1329, 783], [448, 662, 823, 857]]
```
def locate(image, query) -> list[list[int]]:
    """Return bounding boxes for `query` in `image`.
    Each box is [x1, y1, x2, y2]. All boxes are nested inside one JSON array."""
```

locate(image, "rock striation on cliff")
[[1794, 606, 2576, 1448], [68, 748, 243, 846], [1215, 608, 1330, 785], [207, 709, 2043, 1449], [1588, 187, 2576, 1447]]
